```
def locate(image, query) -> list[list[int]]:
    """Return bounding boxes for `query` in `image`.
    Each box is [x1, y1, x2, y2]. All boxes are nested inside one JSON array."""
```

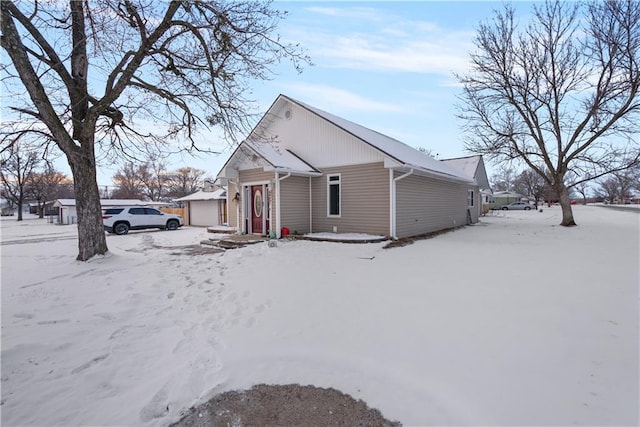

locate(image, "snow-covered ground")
[[1, 205, 638, 426]]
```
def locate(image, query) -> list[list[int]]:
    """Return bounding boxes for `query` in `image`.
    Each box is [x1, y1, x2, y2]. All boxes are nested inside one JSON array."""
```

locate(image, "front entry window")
[[254, 189, 263, 217]]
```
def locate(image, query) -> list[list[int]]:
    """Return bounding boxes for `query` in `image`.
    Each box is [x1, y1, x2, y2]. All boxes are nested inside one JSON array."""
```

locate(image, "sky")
[[96, 1, 515, 186], [17, 1, 531, 187], [2, 204, 638, 426]]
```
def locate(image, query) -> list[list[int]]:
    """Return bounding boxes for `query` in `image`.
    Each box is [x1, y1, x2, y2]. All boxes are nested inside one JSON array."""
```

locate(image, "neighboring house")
[[490, 191, 526, 209], [441, 155, 492, 216], [174, 188, 227, 227], [52, 199, 168, 225], [215, 94, 480, 239]]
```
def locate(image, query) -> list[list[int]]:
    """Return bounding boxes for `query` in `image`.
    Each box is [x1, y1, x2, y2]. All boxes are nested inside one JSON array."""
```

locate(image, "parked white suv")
[[102, 206, 183, 235]]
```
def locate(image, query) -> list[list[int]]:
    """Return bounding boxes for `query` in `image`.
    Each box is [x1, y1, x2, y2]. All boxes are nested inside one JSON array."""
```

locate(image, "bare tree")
[[596, 176, 620, 203], [165, 166, 206, 198], [139, 158, 168, 202], [596, 168, 637, 203], [513, 169, 546, 208], [572, 180, 591, 205], [490, 165, 517, 192], [0, 141, 41, 220], [111, 162, 145, 200], [1, 1, 309, 260], [457, 0, 640, 226], [27, 164, 69, 218]]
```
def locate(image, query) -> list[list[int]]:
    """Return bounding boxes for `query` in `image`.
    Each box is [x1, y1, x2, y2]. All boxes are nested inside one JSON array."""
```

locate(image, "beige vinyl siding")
[[239, 168, 274, 184], [311, 162, 390, 236], [395, 173, 469, 238], [280, 176, 311, 235]]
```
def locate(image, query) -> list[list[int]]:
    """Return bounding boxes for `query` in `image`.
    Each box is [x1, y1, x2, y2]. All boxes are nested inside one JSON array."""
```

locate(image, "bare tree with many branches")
[[457, 0, 640, 226], [27, 164, 70, 218], [1, 0, 309, 260], [164, 166, 206, 199], [0, 140, 41, 221]]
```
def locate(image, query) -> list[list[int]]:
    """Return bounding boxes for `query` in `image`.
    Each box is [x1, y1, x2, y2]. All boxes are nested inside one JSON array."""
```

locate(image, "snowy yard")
[[1, 205, 638, 426]]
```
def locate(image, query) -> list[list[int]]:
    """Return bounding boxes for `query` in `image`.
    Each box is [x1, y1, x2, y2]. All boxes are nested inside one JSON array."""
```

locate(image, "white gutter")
[[274, 167, 322, 177], [275, 172, 291, 238], [404, 164, 474, 185], [390, 168, 414, 239]]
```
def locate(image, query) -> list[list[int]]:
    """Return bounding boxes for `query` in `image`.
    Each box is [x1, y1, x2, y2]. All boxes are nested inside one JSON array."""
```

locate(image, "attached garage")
[[175, 188, 227, 227]]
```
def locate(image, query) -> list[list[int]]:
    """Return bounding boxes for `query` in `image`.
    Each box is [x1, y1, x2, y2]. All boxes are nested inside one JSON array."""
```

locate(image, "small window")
[[144, 208, 162, 215], [327, 174, 341, 217], [467, 190, 474, 207]]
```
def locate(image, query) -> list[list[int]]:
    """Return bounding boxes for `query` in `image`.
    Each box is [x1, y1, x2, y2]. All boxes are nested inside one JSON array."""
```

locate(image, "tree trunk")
[[558, 183, 577, 226], [16, 198, 23, 221], [69, 153, 108, 261]]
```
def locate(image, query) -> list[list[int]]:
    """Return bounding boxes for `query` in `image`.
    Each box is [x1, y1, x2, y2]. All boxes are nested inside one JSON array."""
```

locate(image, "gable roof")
[[281, 95, 471, 183], [243, 139, 319, 175], [440, 155, 482, 179], [174, 188, 226, 202], [218, 94, 475, 184]]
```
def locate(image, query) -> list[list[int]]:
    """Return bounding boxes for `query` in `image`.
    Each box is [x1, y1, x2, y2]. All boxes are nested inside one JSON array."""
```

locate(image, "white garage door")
[[189, 201, 218, 227]]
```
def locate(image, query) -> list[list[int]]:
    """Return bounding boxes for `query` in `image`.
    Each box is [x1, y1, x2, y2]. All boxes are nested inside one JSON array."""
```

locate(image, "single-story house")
[[441, 155, 492, 215], [52, 199, 168, 225], [174, 188, 227, 227], [215, 94, 482, 239], [490, 191, 526, 209]]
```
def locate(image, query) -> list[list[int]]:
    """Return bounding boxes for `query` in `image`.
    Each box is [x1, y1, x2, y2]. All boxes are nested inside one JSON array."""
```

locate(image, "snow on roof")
[[440, 156, 481, 180], [174, 188, 226, 202], [285, 96, 472, 182], [53, 199, 166, 207], [243, 139, 318, 174]]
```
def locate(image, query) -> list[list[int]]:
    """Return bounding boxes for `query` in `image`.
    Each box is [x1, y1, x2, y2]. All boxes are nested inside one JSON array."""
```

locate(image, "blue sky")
[[105, 1, 517, 185]]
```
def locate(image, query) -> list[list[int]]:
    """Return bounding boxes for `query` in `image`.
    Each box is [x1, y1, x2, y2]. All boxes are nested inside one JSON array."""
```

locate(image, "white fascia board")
[[274, 167, 322, 177], [392, 163, 477, 185]]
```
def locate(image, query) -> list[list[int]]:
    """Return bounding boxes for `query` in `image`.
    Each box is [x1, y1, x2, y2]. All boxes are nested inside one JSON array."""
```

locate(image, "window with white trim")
[[467, 190, 475, 207], [327, 174, 341, 217]]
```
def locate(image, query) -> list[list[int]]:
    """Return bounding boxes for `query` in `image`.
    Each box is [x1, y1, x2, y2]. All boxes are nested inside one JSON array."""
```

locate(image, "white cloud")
[[276, 83, 406, 114], [284, 8, 476, 77], [304, 6, 386, 21]]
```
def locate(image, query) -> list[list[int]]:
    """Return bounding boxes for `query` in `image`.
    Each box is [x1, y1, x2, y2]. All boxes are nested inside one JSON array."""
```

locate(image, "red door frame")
[[246, 184, 270, 235]]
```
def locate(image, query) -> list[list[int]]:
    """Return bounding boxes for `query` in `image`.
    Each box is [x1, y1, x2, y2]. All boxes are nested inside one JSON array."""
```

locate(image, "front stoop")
[[201, 234, 268, 250], [206, 226, 238, 234]]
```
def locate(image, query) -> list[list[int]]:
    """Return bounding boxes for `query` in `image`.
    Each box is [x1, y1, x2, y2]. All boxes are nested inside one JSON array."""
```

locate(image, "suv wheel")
[[166, 219, 179, 231], [114, 222, 130, 235]]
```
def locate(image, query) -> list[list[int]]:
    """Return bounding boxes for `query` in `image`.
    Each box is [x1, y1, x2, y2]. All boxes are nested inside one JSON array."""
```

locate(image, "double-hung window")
[[327, 174, 341, 217], [467, 190, 475, 207]]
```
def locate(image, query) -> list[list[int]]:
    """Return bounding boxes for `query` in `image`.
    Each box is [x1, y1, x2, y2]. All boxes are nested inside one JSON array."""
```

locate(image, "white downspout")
[[391, 168, 414, 239], [309, 177, 313, 233], [275, 172, 291, 238]]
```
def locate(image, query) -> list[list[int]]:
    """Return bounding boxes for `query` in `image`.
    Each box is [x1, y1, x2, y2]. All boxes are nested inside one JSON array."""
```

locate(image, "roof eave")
[[393, 164, 476, 185]]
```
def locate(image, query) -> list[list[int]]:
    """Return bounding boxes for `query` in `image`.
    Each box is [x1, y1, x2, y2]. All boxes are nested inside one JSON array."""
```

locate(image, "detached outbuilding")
[[215, 94, 481, 239], [174, 188, 227, 227]]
